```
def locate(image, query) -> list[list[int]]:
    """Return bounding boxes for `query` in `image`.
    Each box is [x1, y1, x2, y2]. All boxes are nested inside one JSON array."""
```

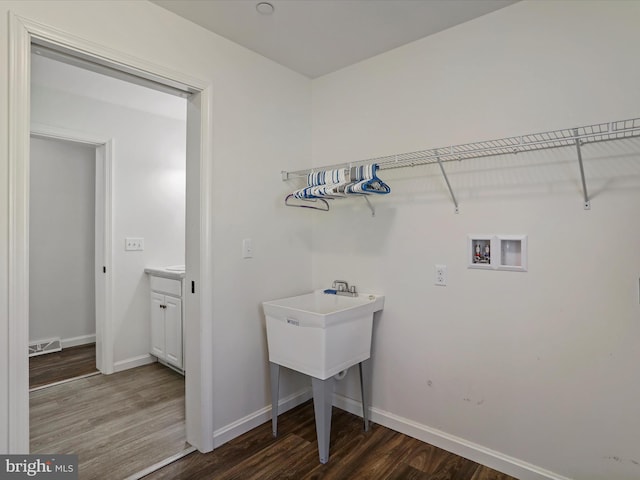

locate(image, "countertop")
[[144, 266, 186, 280]]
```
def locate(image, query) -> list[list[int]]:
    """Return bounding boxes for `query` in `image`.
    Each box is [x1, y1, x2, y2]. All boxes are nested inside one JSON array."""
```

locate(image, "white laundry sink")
[[263, 290, 384, 379]]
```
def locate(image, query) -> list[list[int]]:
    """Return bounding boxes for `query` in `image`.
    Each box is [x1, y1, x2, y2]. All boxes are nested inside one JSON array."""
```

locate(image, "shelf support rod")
[[436, 156, 459, 214], [573, 128, 591, 210], [363, 196, 375, 217]]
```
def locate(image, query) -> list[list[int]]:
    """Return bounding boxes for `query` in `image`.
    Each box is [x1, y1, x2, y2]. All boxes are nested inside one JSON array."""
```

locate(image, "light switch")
[[242, 238, 253, 258], [125, 237, 144, 251]]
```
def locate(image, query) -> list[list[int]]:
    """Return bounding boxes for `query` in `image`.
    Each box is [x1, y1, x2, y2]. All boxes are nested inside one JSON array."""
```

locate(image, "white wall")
[[16, 3, 637, 476], [29, 136, 96, 345], [310, 1, 640, 479], [0, 0, 312, 453]]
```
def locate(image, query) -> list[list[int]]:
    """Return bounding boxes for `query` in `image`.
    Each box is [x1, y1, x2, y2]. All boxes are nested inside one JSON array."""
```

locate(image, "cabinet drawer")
[[150, 276, 181, 296]]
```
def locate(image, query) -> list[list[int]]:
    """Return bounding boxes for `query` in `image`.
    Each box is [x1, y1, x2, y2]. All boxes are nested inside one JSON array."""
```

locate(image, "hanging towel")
[[344, 164, 391, 195], [291, 164, 390, 199], [293, 168, 348, 199]]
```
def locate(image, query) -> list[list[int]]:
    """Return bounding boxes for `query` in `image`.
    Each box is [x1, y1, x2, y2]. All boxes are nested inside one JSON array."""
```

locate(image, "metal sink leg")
[[270, 362, 280, 437], [312, 375, 335, 464], [359, 359, 371, 432]]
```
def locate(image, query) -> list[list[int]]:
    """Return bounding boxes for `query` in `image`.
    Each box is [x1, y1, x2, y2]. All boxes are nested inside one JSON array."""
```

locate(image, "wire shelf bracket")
[[363, 196, 375, 217], [573, 128, 591, 210], [436, 155, 459, 214], [281, 117, 640, 212]]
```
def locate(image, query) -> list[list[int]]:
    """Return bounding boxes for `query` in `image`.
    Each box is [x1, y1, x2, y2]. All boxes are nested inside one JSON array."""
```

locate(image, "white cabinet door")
[[149, 276, 184, 372], [150, 292, 166, 360], [164, 296, 182, 369]]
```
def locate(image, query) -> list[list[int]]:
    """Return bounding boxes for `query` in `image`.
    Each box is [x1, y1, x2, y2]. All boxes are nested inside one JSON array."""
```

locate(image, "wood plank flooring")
[[30, 363, 187, 480], [145, 401, 518, 480], [29, 351, 518, 479], [29, 343, 98, 389]]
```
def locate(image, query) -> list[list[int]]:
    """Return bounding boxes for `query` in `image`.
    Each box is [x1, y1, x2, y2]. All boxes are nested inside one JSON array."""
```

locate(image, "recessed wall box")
[[468, 235, 493, 270], [468, 235, 527, 272], [498, 235, 527, 271]]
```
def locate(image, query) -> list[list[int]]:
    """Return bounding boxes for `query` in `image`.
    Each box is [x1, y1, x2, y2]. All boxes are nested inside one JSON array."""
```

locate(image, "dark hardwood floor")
[[27, 347, 518, 479], [29, 343, 98, 389], [145, 401, 518, 480]]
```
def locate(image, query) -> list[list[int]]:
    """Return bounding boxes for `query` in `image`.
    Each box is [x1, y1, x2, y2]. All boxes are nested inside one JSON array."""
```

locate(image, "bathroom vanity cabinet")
[[145, 269, 185, 373]]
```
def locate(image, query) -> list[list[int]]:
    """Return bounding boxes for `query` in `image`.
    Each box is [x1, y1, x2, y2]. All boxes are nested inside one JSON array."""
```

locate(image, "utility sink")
[[265, 289, 385, 464], [263, 290, 384, 380]]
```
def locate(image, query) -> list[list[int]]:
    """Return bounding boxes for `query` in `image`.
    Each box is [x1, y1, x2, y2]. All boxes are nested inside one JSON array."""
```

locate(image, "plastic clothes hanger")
[[284, 194, 330, 211]]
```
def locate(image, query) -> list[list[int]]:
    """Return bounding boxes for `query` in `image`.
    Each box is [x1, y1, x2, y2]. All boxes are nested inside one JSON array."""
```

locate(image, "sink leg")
[[312, 376, 335, 464], [270, 362, 280, 437], [359, 359, 371, 432]]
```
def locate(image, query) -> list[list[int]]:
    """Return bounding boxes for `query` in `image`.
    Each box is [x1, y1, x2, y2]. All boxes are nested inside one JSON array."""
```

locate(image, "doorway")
[[8, 14, 214, 454], [28, 135, 100, 389], [27, 47, 190, 473], [27, 51, 192, 474], [30, 47, 189, 379], [28, 123, 115, 380]]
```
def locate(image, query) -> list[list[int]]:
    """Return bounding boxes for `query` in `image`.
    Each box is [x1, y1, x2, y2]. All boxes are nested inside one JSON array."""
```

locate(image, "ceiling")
[[30, 0, 517, 119], [151, 0, 518, 78]]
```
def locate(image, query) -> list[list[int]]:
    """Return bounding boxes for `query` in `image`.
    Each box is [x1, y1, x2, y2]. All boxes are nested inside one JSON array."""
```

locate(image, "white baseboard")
[[61, 334, 96, 349], [113, 354, 156, 373], [332, 394, 572, 480], [212, 388, 312, 449], [206, 388, 571, 480]]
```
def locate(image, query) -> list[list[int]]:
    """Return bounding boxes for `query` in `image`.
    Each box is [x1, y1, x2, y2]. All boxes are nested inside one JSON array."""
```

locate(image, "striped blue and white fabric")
[[292, 164, 390, 199], [293, 168, 348, 199], [345, 164, 391, 195]]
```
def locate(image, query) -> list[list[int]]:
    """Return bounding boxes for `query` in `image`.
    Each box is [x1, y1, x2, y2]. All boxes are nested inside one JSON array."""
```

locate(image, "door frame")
[[8, 13, 215, 453], [30, 124, 114, 375]]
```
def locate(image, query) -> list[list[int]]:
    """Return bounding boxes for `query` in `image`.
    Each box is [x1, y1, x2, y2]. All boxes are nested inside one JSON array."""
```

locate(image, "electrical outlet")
[[435, 264, 447, 286], [125, 237, 144, 251]]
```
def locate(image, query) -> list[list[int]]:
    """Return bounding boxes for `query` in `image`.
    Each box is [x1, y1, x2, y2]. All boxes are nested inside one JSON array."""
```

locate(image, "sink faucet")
[[332, 280, 358, 297]]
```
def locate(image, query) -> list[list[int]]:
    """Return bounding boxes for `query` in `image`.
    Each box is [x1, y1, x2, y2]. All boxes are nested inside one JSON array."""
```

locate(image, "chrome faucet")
[[332, 280, 358, 297]]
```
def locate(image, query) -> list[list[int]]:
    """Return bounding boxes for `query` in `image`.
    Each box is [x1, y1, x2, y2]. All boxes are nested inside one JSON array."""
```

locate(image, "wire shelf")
[[282, 117, 640, 179]]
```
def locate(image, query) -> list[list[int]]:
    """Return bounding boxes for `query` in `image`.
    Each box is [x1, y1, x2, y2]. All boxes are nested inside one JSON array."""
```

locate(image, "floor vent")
[[28, 338, 62, 357]]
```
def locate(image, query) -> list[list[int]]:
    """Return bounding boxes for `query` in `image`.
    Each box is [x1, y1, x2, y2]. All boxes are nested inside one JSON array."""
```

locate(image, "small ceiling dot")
[[256, 2, 275, 15]]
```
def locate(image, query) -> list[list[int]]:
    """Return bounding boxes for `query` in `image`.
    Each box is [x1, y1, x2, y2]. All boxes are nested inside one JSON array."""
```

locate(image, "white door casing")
[[30, 123, 114, 375], [8, 13, 214, 453]]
